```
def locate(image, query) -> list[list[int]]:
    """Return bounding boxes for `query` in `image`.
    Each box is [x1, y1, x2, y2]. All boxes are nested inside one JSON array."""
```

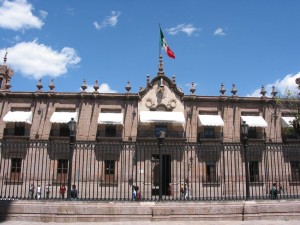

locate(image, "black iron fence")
[[0, 140, 299, 201]]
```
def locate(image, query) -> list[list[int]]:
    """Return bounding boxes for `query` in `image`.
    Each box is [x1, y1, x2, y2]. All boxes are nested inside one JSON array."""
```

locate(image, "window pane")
[[11, 158, 22, 173], [291, 161, 300, 182], [155, 124, 167, 137], [249, 161, 259, 182], [105, 125, 116, 137]]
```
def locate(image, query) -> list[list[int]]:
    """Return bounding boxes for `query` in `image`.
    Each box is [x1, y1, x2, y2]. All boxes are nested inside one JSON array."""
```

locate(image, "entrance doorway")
[[152, 154, 171, 195]]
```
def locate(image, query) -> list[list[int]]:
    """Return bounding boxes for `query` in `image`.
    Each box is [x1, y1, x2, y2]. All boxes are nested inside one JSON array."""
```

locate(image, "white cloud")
[[2, 40, 81, 79], [67, 7, 75, 16], [93, 11, 121, 30], [247, 72, 300, 97], [213, 27, 226, 36], [0, 0, 44, 31], [85, 83, 117, 93], [166, 24, 200, 36], [39, 10, 48, 19]]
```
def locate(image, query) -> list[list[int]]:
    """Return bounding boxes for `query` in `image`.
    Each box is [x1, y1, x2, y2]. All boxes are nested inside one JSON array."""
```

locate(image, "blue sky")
[[0, 0, 300, 97]]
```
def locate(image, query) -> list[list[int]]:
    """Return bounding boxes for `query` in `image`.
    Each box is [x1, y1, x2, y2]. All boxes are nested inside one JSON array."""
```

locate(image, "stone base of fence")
[[0, 200, 300, 222]]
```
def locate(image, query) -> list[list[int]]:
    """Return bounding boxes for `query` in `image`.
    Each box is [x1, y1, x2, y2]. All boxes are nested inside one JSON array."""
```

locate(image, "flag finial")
[[157, 54, 164, 77]]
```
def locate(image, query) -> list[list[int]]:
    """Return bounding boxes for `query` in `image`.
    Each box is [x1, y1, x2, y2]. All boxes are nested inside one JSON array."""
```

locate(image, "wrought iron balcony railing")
[[198, 132, 223, 141], [137, 130, 185, 139]]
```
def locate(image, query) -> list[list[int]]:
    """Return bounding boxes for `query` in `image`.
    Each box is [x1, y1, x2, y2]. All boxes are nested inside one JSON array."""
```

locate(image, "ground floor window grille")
[[57, 159, 68, 183], [104, 160, 115, 183], [249, 161, 259, 182], [10, 158, 22, 181], [290, 161, 300, 182]]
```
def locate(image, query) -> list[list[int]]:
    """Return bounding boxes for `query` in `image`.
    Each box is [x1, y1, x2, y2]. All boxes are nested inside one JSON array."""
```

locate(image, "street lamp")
[[157, 131, 165, 201], [67, 118, 76, 200], [241, 121, 250, 200]]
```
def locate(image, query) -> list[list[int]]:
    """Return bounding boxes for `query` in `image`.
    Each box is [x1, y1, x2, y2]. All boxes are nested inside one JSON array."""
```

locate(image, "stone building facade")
[[0, 55, 299, 200]]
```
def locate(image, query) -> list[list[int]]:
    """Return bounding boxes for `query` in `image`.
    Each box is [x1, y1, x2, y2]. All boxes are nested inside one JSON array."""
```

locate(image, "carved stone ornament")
[[170, 99, 176, 108], [145, 98, 153, 108]]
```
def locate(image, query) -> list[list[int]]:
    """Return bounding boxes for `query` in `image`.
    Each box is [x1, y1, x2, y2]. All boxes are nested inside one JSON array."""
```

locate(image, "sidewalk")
[[1, 221, 300, 225], [1, 200, 300, 223]]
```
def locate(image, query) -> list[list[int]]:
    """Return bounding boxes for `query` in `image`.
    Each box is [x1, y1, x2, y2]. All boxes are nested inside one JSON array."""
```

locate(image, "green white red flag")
[[160, 27, 175, 59]]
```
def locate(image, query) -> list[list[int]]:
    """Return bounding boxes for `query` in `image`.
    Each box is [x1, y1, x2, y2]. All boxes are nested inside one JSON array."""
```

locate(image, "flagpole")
[[159, 23, 162, 59]]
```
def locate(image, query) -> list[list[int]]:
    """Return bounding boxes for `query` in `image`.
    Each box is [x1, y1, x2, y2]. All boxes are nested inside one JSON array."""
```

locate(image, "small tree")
[[275, 79, 300, 137]]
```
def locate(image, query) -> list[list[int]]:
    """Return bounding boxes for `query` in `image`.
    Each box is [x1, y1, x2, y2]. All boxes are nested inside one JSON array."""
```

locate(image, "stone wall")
[[0, 200, 300, 222]]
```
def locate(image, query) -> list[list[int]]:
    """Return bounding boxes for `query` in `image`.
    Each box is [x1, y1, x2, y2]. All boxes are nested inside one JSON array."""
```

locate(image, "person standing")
[[46, 183, 51, 199], [270, 183, 278, 199], [132, 186, 137, 201], [36, 184, 42, 199], [60, 184, 66, 199], [136, 186, 141, 201], [70, 184, 78, 200], [29, 184, 34, 199]]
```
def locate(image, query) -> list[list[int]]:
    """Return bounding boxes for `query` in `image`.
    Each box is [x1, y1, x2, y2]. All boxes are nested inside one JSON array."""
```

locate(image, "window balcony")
[[240, 132, 266, 141], [96, 130, 123, 141], [197, 132, 223, 141], [137, 130, 185, 140], [3, 128, 30, 138]]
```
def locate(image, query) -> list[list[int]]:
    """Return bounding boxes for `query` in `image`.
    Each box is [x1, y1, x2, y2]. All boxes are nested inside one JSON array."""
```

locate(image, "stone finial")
[[231, 84, 237, 96], [146, 74, 150, 85], [179, 87, 183, 92], [271, 86, 278, 98], [190, 82, 196, 95], [3, 50, 7, 64], [5, 79, 11, 90], [139, 86, 143, 91], [81, 79, 87, 92], [36, 79, 43, 92], [260, 85, 267, 97], [49, 79, 55, 92], [125, 81, 131, 93], [157, 55, 164, 77], [93, 80, 99, 92], [172, 75, 176, 84], [220, 83, 226, 96]]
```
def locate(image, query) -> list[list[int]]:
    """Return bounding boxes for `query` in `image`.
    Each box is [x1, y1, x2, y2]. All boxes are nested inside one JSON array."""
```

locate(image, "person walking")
[[36, 184, 42, 199]]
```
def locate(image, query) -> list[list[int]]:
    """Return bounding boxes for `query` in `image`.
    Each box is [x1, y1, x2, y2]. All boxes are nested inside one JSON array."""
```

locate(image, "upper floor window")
[[105, 125, 117, 137], [248, 127, 257, 139], [155, 124, 167, 138], [204, 127, 215, 139], [291, 161, 300, 182], [59, 124, 70, 137], [14, 122, 25, 136]]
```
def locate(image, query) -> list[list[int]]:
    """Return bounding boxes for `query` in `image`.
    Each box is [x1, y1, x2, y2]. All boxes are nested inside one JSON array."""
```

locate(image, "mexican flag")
[[160, 27, 175, 59]]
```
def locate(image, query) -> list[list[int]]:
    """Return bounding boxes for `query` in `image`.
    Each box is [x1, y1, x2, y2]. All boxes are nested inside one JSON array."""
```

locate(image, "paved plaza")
[[1, 220, 300, 225]]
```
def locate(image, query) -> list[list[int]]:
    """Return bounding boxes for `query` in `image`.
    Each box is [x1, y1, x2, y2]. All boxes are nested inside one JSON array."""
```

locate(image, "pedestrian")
[[136, 186, 141, 201], [132, 186, 137, 201], [180, 183, 184, 198], [60, 184, 66, 199], [184, 183, 189, 199], [70, 184, 78, 200], [46, 183, 51, 199], [36, 184, 42, 199], [270, 183, 278, 199], [29, 183, 34, 199], [167, 183, 173, 196]]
